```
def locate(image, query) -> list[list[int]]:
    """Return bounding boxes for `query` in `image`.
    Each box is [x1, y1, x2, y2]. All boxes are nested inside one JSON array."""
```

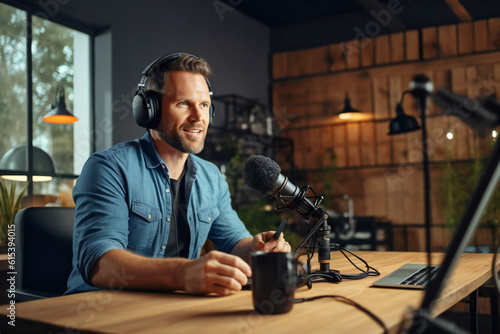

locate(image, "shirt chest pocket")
[[197, 207, 220, 241], [128, 201, 162, 255]]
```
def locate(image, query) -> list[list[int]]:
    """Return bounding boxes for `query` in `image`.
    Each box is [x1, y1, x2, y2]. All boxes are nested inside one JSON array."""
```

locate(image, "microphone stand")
[[309, 213, 342, 282], [279, 186, 341, 282]]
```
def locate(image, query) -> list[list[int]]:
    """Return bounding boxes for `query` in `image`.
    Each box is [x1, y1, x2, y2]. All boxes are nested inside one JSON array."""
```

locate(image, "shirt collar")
[[141, 131, 162, 169], [140, 131, 198, 177]]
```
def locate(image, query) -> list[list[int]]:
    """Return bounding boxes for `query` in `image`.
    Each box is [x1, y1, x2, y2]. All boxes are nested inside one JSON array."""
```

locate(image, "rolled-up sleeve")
[[208, 170, 252, 253], [73, 152, 129, 286]]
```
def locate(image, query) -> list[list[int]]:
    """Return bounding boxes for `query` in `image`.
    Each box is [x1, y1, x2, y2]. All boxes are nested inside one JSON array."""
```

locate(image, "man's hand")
[[251, 231, 291, 253], [182, 250, 251, 296]]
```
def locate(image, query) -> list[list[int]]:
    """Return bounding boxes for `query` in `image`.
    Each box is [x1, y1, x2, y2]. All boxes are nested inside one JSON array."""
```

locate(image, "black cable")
[[294, 242, 385, 331], [306, 234, 317, 274], [298, 240, 380, 282], [294, 294, 388, 334], [307, 273, 340, 283], [338, 247, 380, 279]]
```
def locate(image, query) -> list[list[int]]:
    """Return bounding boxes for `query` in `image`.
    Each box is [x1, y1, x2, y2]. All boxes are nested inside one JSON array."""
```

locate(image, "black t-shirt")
[[164, 169, 190, 258]]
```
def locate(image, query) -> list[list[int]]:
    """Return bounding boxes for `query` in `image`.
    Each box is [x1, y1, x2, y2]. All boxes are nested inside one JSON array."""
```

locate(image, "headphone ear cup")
[[146, 90, 162, 128], [209, 103, 215, 125], [132, 90, 162, 128], [132, 91, 149, 128]]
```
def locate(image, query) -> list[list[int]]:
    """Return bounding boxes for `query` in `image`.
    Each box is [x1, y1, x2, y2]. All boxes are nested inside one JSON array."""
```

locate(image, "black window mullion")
[[26, 11, 33, 196]]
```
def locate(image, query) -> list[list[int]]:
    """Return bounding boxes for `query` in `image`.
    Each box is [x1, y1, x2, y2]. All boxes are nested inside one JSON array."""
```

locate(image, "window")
[[0, 1, 93, 206]]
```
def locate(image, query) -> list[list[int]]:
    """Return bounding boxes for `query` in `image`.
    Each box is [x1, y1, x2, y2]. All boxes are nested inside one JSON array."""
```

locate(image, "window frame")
[[0, 0, 96, 197]]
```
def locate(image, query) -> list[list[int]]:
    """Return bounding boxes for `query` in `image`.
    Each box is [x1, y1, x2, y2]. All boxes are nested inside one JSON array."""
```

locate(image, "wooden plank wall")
[[272, 18, 500, 251]]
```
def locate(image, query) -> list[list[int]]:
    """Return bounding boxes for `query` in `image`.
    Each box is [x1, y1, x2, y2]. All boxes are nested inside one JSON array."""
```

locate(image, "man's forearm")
[[90, 249, 190, 291], [230, 237, 253, 264]]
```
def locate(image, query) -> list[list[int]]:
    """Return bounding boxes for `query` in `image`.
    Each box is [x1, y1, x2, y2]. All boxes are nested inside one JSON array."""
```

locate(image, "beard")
[[156, 122, 206, 154]]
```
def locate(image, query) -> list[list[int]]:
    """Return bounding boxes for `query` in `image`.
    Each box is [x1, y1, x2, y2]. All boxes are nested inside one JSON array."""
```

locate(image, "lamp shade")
[[388, 104, 421, 135], [0, 146, 56, 182], [43, 87, 78, 124], [338, 93, 361, 120]]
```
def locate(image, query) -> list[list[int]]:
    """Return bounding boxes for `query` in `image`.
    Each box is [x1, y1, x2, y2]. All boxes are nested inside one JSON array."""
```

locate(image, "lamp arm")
[[399, 90, 411, 104]]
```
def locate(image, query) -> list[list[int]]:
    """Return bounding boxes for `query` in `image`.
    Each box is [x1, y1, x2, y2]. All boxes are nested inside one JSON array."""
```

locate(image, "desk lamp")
[[388, 74, 434, 271]]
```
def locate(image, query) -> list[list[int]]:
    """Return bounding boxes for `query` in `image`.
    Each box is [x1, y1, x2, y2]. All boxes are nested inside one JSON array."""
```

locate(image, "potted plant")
[[0, 179, 29, 247]]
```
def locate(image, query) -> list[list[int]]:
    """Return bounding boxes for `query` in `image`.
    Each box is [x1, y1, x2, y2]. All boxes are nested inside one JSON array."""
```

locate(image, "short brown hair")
[[146, 53, 212, 93]]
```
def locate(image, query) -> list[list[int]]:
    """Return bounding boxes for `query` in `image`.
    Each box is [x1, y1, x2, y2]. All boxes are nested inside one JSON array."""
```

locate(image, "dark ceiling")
[[234, 0, 500, 52], [236, 0, 500, 28], [12, 0, 500, 53], [236, 0, 362, 28]]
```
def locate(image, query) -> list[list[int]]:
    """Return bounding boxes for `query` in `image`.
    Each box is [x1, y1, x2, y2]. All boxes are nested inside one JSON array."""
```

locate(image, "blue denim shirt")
[[66, 132, 252, 294]]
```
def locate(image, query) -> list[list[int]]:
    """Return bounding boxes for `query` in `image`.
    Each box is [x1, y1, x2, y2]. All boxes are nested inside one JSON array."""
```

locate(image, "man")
[[66, 53, 290, 296]]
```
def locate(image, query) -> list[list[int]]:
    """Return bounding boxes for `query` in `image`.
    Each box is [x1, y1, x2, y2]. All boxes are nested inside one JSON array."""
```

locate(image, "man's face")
[[155, 70, 211, 154]]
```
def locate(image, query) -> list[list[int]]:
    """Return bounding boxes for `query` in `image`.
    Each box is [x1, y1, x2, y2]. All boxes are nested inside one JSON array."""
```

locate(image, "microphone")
[[242, 155, 323, 221], [243, 155, 342, 281]]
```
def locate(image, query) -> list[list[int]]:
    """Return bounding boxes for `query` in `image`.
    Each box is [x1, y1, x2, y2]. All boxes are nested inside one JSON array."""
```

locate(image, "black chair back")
[[14, 207, 75, 301]]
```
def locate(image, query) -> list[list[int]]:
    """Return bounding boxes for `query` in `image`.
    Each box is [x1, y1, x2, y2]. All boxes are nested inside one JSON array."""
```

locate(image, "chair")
[[13, 207, 75, 302]]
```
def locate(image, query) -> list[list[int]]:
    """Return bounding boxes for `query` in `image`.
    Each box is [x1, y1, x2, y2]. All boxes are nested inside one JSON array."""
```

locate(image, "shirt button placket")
[[165, 183, 170, 253]]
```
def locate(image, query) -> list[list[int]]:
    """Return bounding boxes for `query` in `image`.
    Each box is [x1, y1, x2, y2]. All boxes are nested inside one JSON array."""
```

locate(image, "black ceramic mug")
[[251, 251, 308, 314]]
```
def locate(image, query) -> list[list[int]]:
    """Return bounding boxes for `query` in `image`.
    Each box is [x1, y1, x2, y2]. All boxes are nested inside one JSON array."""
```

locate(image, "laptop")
[[372, 264, 440, 289]]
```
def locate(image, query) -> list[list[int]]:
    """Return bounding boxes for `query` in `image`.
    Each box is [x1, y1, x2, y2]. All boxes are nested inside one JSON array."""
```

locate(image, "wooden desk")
[[0, 251, 494, 334]]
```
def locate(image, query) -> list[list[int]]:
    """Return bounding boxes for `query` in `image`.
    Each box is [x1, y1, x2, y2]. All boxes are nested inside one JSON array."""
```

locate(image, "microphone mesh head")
[[243, 155, 281, 194]]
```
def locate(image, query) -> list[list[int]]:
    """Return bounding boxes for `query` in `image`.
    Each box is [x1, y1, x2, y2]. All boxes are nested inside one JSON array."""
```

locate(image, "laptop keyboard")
[[400, 265, 440, 286]]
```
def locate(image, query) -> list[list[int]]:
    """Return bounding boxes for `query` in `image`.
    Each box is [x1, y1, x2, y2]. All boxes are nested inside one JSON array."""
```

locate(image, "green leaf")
[[0, 180, 29, 244], [0, 180, 9, 218], [13, 182, 29, 214]]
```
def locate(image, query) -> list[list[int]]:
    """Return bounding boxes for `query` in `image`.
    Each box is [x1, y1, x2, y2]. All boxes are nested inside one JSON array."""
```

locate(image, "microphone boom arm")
[[292, 208, 329, 256]]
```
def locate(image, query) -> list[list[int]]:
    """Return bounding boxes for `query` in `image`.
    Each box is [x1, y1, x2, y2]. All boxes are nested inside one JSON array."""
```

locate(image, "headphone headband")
[[137, 52, 212, 95], [138, 52, 187, 87]]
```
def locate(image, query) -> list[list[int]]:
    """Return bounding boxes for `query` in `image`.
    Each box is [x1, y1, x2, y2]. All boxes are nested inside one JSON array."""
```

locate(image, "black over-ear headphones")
[[132, 52, 215, 129]]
